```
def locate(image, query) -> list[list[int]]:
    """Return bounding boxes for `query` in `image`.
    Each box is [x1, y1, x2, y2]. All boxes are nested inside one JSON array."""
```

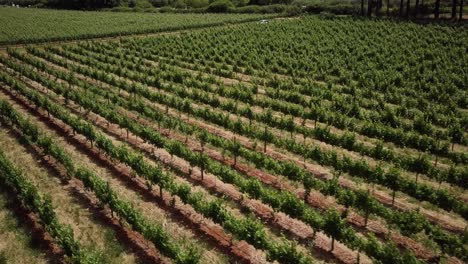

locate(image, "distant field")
[[0, 7, 274, 45]]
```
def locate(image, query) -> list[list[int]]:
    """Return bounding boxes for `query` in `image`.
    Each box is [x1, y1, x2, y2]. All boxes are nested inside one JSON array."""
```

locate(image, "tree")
[[233, 117, 243, 135], [386, 168, 401, 206], [339, 190, 356, 218], [261, 126, 272, 153], [197, 153, 209, 181], [303, 176, 314, 202], [415, 0, 420, 16], [435, 169, 447, 190], [435, 0, 441, 18], [198, 130, 208, 152], [300, 113, 307, 144], [159, 180, 165, 198], [361, 0, 365, 15], [356, 189, 375, 226], [231, 138, 241, 167], [368, 0, 373, 16], [180, 124, 192, 144], [460, 0, 464, 20], [186, 0, 209, 8], [452, 0, 458, 19], [46, 0, 121, 9], [206, 0, 234, 12], [323, 210, 345, 252], [413, 154, 429, 184], [262, 108, 273, 125], [448, 123, 464, 151], [168, 142, 184, 161], [400, 0, 405, 16], [284, 115, 295, 139], [406, 0, 411, 17], [182, 99, 192, 121], [376, 0, 383, 14], [245, 105, 254, 126]]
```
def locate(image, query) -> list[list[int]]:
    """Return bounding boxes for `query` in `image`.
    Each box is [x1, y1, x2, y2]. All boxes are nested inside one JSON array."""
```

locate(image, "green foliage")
[[448, 123, 465, 145], [206, 0, 234, 12], [0, 77, 200, 264], [1, 50, 410, 263], [1, 14, 467, 263], [0, 252, 6, 264], [128, 0, 137, 7], [149, 0, 169, 7], [323, 209, 346, 242], [0, 147, 93, 263], [0, 8, 275, 45], [185, 0, 209, 8], [0, 60, 310, 264], [12, 33, 467, 261], [231, 0, 248, 6]]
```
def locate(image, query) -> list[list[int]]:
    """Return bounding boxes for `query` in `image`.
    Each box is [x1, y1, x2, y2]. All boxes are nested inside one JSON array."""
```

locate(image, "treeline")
[[0, 0, 300, 8], [0, 0, 121, 8], [0, 0, 463, 18], [362, 0, 465, 20]]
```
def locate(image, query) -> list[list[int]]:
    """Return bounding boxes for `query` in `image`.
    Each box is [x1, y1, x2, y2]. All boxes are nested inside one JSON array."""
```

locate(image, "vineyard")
[[0, 15, 467, 264], [0, 7, 275, 45]]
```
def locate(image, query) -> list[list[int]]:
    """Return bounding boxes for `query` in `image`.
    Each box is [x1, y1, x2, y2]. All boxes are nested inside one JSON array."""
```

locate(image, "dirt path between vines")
[[36, 50, 467, 234], [116, 49, 465, 171], [6, 48, 466, 262], [15, 52, 461, 263], [7, 57, 367, 264], [139, 50, 467, 158], [45, 48, 467, 205], [47, 47, 468, 205], [0, 74, 268, 263], [143, 49, 467, 149], [0, 187, 65, 264], [1, 113, 170, 264]]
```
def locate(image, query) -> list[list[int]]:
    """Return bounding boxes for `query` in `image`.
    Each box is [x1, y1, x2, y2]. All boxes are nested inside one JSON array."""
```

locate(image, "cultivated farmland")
[[0, 14, 466, 264], [0, 7, 275, 45]]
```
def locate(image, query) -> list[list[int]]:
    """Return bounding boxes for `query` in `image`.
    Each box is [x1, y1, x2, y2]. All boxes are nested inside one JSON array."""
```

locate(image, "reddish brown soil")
[[8, 53, 464, 264], [46, 51, 467, 216], [2, 188, 65, 264], [15, 56, 462, 263], [0, 84, 268, 264], [1, 90, 173, 264], [93, 109, 369, 264], [118, 103, 451, 263], [83, 65, 464, 235], [49, 61, 461, 264], [149, 52, 468, 165], [28, 72, 364, 263], [1, 60, 369, 264], [43, 64, 377, 263]]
